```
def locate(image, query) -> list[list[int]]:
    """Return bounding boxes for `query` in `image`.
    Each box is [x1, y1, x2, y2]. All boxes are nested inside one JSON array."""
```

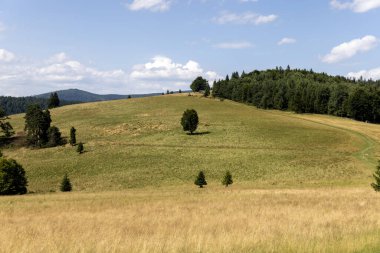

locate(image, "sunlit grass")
[[3, 94, 378, 192]]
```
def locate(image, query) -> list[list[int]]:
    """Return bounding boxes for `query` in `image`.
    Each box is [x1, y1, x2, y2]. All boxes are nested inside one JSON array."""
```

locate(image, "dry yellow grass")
[[0, 186, 380, 253]]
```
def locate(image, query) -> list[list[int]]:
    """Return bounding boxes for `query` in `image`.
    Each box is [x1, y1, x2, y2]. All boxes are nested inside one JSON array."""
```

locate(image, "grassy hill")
[[3, 93, 379, 193], [2, 94, 380, 252]]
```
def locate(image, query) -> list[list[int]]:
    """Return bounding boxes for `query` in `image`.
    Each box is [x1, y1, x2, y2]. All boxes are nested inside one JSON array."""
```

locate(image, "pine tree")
[[371, 161, 380, 191], [204, 84, 210, 97], [48, 92, 60, 109], [194, 171, 207, 188], [69, 127, 76, 146], [47, 126, 62, 147], [77, 142, 84, 154], [60, 174, 72, 192], [222, 171, 233, 187], [24, 105, 51, 147]]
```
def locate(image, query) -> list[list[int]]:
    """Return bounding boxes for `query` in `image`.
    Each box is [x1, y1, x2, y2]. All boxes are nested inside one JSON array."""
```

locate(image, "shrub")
[[181, 109, 199, 134], [60, 174, 72, 192], [0, 158, 28, 195]]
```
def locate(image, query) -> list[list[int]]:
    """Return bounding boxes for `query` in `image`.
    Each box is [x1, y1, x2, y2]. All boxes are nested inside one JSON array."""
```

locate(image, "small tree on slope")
[[194, 171, 207, 188], [371, 161, 380, 191], [181, 109, 199, 135], [69, 127, 76, 146], [60, 174, 72, 192], [222, 171, 233, 187]]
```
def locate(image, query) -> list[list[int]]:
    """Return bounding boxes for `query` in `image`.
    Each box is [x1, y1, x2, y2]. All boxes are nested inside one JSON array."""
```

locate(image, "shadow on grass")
[[187, 131, 211, 136]]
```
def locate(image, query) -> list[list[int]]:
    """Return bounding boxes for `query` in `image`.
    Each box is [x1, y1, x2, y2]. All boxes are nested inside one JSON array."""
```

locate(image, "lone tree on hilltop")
[[195, 171, 207, 188], [0, 157, 28, 195], [181, 109, 199, 135], [371, 161, 380, 191], [77, 142, 84, 154], [60, 174, 72, 192], [69, 127, 76, 146], [24, 104, 51, 147], [222, 171, 233, 187], [48, 92, 60, 109], [190, 76, 208, 92]]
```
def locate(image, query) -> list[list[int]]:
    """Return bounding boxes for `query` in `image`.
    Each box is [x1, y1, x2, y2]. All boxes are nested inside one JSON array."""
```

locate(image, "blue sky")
[[0, 0, 379, 96]]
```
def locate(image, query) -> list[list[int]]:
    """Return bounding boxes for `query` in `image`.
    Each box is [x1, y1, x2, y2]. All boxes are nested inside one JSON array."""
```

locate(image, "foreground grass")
[[3, 94, 378, 192], [0, 186, 379, 253]]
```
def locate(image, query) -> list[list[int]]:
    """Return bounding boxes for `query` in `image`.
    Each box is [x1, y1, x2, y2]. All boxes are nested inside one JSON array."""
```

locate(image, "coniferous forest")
[[212, 67, 380, 123]]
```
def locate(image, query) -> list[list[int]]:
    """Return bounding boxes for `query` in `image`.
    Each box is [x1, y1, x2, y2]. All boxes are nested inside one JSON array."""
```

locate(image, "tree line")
[[211, 67, 380, 123], [0, 92, 79, 116]]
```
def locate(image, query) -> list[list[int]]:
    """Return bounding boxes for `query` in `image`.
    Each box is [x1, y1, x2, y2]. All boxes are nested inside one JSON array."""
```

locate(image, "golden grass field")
[[0, 187, 380, 253], [1, 94, 380, 252]]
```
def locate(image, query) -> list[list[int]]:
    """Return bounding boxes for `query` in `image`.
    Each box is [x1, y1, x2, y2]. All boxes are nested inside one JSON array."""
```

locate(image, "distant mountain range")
[[35, 89, 163, 102], [1, 89, 172, 115]]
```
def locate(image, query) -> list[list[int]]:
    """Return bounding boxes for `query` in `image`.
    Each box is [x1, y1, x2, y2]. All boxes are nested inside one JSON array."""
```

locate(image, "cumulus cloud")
[[277, 37, 296, 46], [321, 35, 378, 64], [127, 0, 172, 12], [213, 11, 278, 25], [330, 0, 380, 13], [214, 41, 253, 49], [0, 49, 15, 62], [0, 52, 219, 96], [347, 67, 380, 80], [130, 56, 219, 88]]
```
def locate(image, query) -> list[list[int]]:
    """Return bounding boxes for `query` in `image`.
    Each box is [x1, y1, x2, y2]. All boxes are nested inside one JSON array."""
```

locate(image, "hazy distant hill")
[[35, 89, 163, 102]]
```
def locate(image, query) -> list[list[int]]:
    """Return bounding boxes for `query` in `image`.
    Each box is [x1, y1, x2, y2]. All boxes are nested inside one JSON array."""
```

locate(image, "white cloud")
[[0, 52, 219, 96], [213, 11, 278, 25], [127, 0, 172, 12], [278, 37, 296, 46], [347, 67, 380, 80], [214, 41, 253, 49], [330, 0, 380, 13], [131, 55, 219, 81], [0, 49, 15, 62], [321, 35, 378, 64]]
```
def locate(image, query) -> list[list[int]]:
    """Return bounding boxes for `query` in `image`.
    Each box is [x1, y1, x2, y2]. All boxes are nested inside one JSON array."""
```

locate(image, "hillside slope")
[[3, 94, 379, 193]]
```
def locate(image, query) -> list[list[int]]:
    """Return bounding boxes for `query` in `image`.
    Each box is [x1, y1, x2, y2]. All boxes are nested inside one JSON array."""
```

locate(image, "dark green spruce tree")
[[194, 171, 207, 188], [48, 92, 60, 109], [69, 127, 76, 146], [222, 171, 233, 187], [60, 174, 72, 192], [77, 142, 84, 154]]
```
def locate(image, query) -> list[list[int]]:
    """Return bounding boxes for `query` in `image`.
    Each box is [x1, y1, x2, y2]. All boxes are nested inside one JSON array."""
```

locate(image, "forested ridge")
[[212, 67, 380, 123], [0, 96, 78, 115]]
